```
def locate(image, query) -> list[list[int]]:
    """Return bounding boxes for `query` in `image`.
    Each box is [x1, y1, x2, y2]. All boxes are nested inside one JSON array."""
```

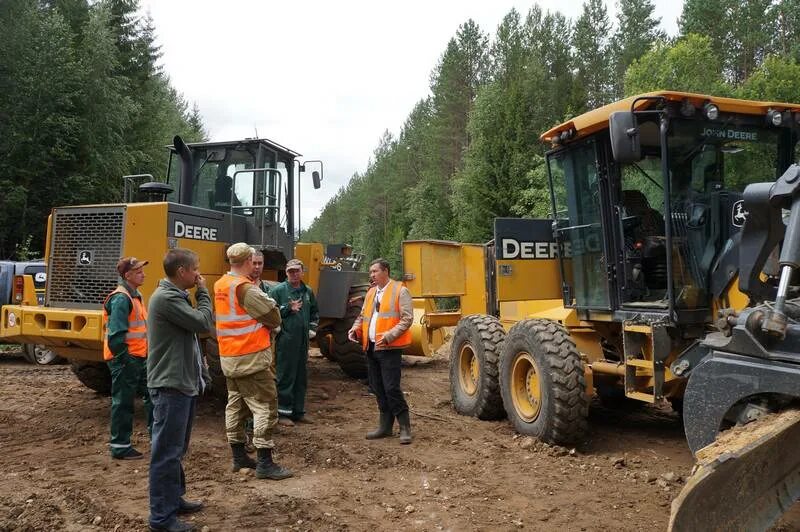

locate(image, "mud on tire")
[[449, 314, 506, 420], [70, 360, 111, 395], [499, 319, 588, 445]]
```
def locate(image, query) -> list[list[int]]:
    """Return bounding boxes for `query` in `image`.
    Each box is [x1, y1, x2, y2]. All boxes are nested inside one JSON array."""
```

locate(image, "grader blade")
[[669, 409, 800, 532]]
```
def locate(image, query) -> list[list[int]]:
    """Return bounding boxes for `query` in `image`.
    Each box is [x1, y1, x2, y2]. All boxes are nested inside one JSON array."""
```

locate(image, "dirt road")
[[0, 347, 796, 531]]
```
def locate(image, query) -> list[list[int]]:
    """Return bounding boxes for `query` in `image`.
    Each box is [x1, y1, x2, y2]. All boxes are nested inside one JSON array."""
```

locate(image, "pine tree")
[[610, 0, 664, 98], [572, 0, 613, 109]]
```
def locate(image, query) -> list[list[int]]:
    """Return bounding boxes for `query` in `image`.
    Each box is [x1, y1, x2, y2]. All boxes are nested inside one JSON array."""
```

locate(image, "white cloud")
[[139, 0, 683, 230]]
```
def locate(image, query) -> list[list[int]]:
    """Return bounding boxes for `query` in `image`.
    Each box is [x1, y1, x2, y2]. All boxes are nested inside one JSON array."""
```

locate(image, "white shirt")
[[368, 283, 387, 342]]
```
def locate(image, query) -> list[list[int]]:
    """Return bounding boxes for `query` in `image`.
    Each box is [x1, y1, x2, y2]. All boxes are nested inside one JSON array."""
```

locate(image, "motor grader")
[[403, 91, 800, 530], [0, 135, 371, 392]]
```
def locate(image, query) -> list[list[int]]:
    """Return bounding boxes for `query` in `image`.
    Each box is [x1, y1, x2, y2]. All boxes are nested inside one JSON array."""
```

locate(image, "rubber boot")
[[397, 410, 412, 445], [255, 448, 293, 480], [231, 442, 257, 472], [365, 411, 394, 440]]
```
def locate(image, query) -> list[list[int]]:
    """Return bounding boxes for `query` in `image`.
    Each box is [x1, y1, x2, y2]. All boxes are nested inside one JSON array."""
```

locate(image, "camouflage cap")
[[117, 257, 148, 276], [285, 258, 304, 272], [227, 242, 255, 264]]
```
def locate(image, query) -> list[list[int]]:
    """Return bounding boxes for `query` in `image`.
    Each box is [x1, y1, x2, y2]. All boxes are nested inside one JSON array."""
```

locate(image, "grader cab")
[[406, 91, 800, 530]]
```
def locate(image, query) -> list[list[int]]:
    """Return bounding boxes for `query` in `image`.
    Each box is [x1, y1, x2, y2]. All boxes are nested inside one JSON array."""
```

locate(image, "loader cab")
[[166, 138, 296, 222], [163, 137, 324, 240], [544, 92, 800, 323]]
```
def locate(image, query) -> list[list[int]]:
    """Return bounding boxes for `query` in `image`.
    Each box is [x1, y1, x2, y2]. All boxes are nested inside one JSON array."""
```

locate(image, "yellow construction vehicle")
[[404, 91, 800, 529], [0, 136, 370, 392]]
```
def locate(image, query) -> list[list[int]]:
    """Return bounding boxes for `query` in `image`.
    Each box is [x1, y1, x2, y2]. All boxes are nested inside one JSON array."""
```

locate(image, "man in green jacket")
[[105, 257, 153, 460], [147, 248, 213, 532], [270, 259, 319, 426]]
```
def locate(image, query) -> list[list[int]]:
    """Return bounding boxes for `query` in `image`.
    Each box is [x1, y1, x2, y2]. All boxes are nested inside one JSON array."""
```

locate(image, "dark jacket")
[[147, 279, 213, 395]]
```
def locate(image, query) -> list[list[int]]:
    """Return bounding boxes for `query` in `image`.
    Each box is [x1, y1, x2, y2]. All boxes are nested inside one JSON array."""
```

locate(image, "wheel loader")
[[0, 135, 370, 392], [403, 91, 800, 530]]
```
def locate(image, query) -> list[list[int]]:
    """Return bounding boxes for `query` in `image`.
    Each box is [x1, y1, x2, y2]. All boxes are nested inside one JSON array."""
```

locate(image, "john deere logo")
[[78, 250, 93, 265]]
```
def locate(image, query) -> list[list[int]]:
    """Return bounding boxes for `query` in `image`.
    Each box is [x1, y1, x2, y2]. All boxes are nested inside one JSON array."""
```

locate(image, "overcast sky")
[[138, 0, 684, 230]]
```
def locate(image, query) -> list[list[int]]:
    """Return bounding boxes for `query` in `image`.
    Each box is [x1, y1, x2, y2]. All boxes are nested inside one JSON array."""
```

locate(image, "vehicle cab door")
[[548, 136, 613, 310]]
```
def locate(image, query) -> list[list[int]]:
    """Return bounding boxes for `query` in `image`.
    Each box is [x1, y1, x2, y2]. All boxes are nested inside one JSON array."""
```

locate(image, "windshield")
[[618, 117, 788, 310]]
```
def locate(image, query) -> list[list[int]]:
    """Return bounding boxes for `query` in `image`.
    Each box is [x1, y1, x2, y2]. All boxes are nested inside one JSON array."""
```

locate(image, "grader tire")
[[500, 319, 588, 445], [327, 283, 369, 379], [449, 314, 506, 420], [203, 338, 229, 400], [70, 360, 112, 395], [335, 342, 368, 379]]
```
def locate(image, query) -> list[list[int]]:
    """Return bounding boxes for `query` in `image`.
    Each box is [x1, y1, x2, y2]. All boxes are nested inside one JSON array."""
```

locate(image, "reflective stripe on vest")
[[360, 280, 412, 350], [102, 287, 148, 361], [213, 273, 270, 356]]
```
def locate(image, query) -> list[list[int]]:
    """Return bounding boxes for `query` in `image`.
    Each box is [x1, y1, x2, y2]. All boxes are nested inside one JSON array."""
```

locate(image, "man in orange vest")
[[349, 258, 414, 444], [214, 243, 291, 480], [104, 257, 153, 460]]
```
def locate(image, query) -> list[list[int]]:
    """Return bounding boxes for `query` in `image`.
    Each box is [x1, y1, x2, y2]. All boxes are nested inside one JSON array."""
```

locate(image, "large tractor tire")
[[318, 283, 369, 379], [70, 360, 112, 395], [203, 338, 229, 400], [499, 319, 589, 445], [449, 314, 506, 420]]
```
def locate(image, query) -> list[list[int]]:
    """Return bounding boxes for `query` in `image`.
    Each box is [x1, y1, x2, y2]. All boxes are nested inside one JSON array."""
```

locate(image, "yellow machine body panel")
[[0, 202, 231, 361], [294, 242, 324, 294], [495, 259, 562, 302]]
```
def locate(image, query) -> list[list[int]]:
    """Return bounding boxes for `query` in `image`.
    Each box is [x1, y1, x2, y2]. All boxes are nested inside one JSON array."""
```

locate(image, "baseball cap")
[[227, 242, 255, 264], [286, 258, 304, 272], [117, 257, 148, 276]]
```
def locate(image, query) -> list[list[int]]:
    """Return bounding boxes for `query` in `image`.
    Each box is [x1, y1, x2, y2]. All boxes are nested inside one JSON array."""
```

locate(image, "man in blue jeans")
[[147, 249, 214, 532]]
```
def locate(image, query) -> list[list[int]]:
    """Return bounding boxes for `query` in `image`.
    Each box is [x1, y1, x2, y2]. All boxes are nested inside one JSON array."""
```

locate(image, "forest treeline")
[[303, 0, 800, 273], [0, 0, 206, 259]]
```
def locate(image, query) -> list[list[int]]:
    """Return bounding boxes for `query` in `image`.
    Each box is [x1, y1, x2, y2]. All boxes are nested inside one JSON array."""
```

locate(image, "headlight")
[[767, 109, 783, 126], [7, 312, 16, 327], [703, 103, 719, 120]]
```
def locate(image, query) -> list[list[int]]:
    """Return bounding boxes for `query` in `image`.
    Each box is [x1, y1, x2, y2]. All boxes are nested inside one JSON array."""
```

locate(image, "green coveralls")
[[270, 281, 318, 420], [106, 281, 153, 457]]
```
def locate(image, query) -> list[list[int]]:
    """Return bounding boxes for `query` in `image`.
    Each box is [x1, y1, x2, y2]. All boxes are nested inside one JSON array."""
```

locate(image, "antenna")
[[254, 125, 259, 139]]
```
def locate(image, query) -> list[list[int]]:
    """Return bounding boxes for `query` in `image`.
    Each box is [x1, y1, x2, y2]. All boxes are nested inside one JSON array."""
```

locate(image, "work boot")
[[397, 410, 413, 445], [277, 416, 295, 427], [255, 448, 293, 480], [177, 498, 204, 515], [365, 411, 394, 440], [295, 414, 314, 424], [113, 447, 144, 460], [230, 442, 257, 472]]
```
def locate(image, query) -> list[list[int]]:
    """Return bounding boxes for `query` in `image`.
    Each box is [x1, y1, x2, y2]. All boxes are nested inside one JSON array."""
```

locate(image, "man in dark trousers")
[[271, 259, 319, 426], [349, 258, 414, 444], [104, 257, 152, 460], [147, 249, 213, 532]]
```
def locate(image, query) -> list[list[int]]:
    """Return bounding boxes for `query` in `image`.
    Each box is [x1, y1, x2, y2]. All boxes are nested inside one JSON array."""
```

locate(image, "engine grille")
[[47, 206, 126, 309]]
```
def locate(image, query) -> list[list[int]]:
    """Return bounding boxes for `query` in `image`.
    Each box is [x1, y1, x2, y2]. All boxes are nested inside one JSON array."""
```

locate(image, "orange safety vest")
[[214, 273, 270, 357], [360, 279, 412, 350], [102, 287, 148, 361]]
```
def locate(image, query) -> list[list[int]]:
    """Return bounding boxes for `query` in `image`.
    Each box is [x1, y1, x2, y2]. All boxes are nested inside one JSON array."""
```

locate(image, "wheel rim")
[[458, 344, 479, 396], [511, 351, 542, 422], [34, 345, 54, 364]]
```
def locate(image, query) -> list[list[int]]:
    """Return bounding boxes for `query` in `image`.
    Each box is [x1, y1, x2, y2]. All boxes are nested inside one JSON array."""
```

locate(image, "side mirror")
[[609, 111, 641, 163], [312, 170, 322, 189]]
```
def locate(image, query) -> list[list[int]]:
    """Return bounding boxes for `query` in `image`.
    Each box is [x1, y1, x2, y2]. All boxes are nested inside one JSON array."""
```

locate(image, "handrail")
[[122, 174, 155, 203]]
